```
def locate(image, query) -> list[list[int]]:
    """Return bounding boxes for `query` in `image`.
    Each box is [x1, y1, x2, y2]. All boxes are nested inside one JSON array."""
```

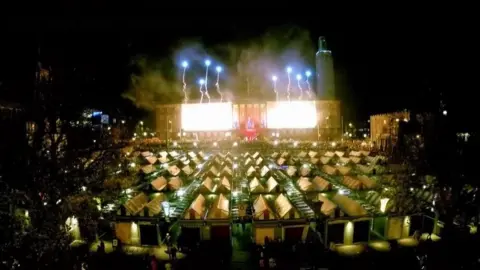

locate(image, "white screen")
[[181, 102, 233, 131], [267, 101, 317, 129]]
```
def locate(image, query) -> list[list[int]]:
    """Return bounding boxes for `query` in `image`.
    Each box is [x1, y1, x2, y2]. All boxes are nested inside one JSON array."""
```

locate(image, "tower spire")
[[318, 36, 327, 51]]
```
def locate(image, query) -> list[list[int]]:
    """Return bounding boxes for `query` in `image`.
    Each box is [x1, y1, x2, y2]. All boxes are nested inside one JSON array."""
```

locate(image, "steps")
[[270, 165, 316, 219], [169, 160, 211, 219]]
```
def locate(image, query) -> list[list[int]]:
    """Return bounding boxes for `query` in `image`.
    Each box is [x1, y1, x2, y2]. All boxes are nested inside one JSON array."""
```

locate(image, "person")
[[269, 257, 276, 268], [150, 255, 157, 270], [171, 246, 177, 261], [98, 240, 105, 254], [413, 230, 421, 241], [165, 233, 171, 247]]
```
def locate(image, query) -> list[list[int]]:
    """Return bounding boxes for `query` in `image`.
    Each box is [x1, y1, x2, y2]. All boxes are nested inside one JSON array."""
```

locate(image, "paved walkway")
[[231, 223, 252, 269], [90, 241, 185, 261]]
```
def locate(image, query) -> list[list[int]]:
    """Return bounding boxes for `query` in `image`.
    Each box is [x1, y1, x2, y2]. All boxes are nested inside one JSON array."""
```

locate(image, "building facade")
[[370, 111, 410, 151]]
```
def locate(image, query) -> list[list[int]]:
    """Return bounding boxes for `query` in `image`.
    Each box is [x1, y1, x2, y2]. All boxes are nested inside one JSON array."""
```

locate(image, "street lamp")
[[166, 119, 172, 150]]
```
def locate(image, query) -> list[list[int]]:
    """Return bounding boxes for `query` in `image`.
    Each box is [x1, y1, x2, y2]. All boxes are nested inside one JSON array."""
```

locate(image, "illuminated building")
[[370, 111, 410, 151], [316, 37, 335, 99], [155, 99, 341, 141]]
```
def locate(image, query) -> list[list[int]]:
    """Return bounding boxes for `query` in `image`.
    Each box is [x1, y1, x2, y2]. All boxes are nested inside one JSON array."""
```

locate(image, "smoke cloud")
[[123, 25, 315, 110]]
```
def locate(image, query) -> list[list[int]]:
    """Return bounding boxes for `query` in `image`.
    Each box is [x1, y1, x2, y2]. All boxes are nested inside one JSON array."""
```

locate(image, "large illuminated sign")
[[181, 102, 233, 131], [266, 101, 317, 129]]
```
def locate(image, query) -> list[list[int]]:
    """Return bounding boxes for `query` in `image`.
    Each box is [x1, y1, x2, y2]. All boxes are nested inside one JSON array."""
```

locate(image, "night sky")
[[0, 16, 476, 129]]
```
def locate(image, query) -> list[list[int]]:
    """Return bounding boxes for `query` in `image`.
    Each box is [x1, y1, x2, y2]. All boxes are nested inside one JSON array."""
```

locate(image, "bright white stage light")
[[286, 67, 292, 73], [272, 75, 277, 81], [305, 70, 311, 77], [182, 61, 188, 68], [266, 101, 317, 129], [198, 79, 205, 85], [205, 59, 211, 66], [296, 74, 302, 80], [216, 66, 222, 72], [181, 103, 233, 131]]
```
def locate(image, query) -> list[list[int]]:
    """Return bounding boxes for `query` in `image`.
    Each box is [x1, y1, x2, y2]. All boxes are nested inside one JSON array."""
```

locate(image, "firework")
[[272, 75, 278, 101], [305, 70, 312, 99], [286, 66, 292, 101], [181, 61, 188, 103], [198, 79, 205, 103], [204, 59, 211, 103], [296, 74, 303, 100], [215, 66, 223, 102]]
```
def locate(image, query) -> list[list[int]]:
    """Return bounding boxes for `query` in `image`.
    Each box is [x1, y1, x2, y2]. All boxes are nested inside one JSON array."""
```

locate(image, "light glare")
[[181, 103, 233, 131], [216, 66, 222, 72], [199, 79, 205, 85], [305, 70, 311, 77], [205, 59, 211, 66], [286, 67, 292, 73], [181, 61, 188, 68], [272, 75, 277, 81], [296, 74, 302, 80], [266, 101, 317, 129]]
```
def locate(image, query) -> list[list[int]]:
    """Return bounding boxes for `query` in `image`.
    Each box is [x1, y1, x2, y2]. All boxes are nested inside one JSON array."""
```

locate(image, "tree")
[[0, 67, 131, 269]]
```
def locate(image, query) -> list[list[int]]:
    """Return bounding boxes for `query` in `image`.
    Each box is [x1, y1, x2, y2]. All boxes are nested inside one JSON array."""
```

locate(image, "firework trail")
[[286, 67, 292, 101], [181, 61, 188, 103], [215, 66, 223, 102], [198, 79, 205, 103], [305, 70, 312, 99], [296, 74, 303, 100], [272, 75, 278, 101], [204, 60, 211, 103]]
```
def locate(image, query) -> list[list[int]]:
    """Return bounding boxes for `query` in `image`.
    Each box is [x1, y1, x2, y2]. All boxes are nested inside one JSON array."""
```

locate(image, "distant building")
[[315, 37, 335, 100], [370, 111, 410, 151]]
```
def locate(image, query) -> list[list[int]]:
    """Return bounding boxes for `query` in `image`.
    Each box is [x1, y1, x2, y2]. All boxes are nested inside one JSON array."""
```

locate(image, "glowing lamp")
[[312, 142, 317, 147], [296, 74, 302, 80], [216, 66, 222, 72], [286, 66, 292, 73], [272, 75, 277, 81], [213, 142, 218, 147], [181, 61, 188, 68], [305, 70, 311, 77], [198, 79, 205, 85], [205, 59, 211, 66], [233, 142, 238, 147], [380, 198, 390, 213]]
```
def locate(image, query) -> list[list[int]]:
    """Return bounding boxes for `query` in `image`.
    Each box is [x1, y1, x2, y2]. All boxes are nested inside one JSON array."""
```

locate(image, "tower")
[[315, 37, 335, 99]]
